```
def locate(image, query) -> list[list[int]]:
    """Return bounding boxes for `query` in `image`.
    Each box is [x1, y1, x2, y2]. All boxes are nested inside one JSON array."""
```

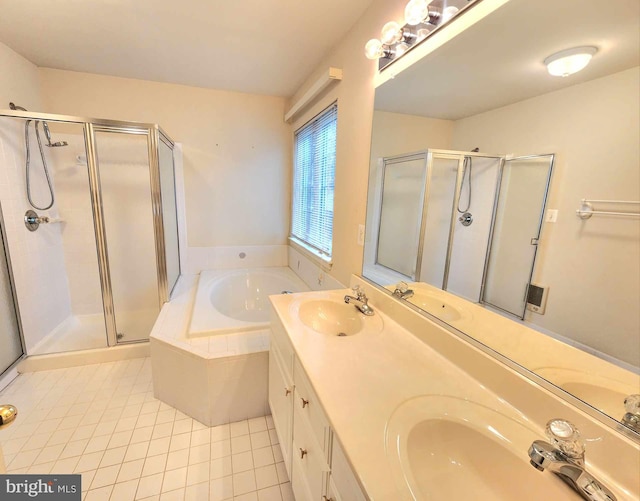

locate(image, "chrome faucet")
[[392, 281, 414, 299], [528, 419, 616, 501], [344, 285, 375, 316]]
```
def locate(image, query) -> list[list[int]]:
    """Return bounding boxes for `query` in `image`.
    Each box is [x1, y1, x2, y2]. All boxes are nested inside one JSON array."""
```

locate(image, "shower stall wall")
[[0, 109, 180, 362]]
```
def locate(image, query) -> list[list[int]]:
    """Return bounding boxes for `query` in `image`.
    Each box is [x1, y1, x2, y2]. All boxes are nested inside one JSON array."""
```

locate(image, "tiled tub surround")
[[269, 281, 640, 500], [151, 269, 309, 427], [0, 358, 294, 500]]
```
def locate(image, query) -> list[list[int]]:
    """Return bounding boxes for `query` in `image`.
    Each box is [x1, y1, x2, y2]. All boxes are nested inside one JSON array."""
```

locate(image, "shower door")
[[0, 204, 23, 375], [92, 128, 162, 343]]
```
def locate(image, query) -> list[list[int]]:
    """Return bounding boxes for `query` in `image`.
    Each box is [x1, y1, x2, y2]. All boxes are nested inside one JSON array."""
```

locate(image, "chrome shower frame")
[[0, 109, 178, 347]]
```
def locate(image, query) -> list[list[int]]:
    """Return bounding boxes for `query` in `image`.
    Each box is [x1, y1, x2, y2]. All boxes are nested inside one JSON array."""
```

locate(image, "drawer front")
[[294, 358, 330, 454], [268, 346, 293, 473], [270, 309, 295, 376], [293, 405, 328, 500], [330, 438, 367, 501]]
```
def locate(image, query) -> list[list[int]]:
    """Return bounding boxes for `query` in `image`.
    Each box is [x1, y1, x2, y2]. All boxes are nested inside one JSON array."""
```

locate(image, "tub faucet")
[[344, 285, 375, 316], [392, 281, 414, 299], [528, 419, 616, 501]]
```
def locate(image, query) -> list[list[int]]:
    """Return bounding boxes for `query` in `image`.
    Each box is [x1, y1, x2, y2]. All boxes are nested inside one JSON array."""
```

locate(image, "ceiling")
[[375, 0, 640, 119], [0, 0, 373, 97]]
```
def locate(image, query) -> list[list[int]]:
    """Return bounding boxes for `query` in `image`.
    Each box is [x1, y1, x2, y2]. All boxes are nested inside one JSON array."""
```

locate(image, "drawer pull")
[[284, 387, 292, 396], [300, 397, 309, 408], [299, 448, 307, 459], [322, 497, 335, 501]]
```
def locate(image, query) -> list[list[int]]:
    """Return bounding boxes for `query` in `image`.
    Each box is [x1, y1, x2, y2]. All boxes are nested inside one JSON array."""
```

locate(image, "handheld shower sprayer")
[[42, 121, 68, 147]]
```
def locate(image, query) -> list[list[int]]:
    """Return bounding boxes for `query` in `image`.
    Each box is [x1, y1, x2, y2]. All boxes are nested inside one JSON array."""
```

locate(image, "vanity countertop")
[[269, 287, 620, 500]]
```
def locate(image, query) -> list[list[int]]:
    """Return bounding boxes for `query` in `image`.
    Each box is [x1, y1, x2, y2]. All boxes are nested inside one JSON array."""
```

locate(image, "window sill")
[[288, 237, 333, 272]]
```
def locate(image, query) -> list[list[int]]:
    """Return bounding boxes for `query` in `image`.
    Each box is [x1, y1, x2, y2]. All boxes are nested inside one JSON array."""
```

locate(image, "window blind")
[[291, 103, 337, 257]]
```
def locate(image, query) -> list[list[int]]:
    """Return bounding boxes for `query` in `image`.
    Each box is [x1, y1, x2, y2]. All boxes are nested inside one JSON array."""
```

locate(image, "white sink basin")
[[407, 290, 468, 322], [534, 367, 639, 417], [297, 299, 363, 336], [385, 396, 579, 500]]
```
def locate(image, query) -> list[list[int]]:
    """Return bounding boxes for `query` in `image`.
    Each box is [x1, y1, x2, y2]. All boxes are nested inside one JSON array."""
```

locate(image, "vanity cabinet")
[[269, 313, 367, 501]]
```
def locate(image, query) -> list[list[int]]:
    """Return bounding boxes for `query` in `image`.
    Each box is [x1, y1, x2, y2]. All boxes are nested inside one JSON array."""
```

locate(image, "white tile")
[[59, 439, 89, 460], [28, 461, 55, 474], [274, 462, 288, 484], [231, 435, 251, 454], [115, 416, 139, 433], [137, 412, 158, 430], [257, 485, 282, 501], [152, 423, 173, 440], [229, 421, 249, 438], [254, 465, 278, 490], [249, 432, 270, 450], [172, 419, 192, 436], [267, 430, 278, 446], [125, 441, 150, 462], [235, 492, 258, 501], [210, 475, 233, 501], [160, 488, 186, 501], [147, 437, 171, 457], [211, 440, 231, 460], [108, 430, 133, 449], [186, 461, 210, 486], [169, 433, 191, 452], [91, 464, 120, 489], [52, 456, 81, 474], [232, 451, 254, 473], [142, 454, 168, 477], [34, 444, 65, 465], [111, 479, 139, 500], [80, 469, 97, 492], [100, 446, 127, 467], [75, 451, 104, 473], [271, 446, 283, 464], [136, 472, 164, 499], [190, 428, 210, 446], [188, 444, 211, 466], [166, 448, 190, 471], [117, 459, 145, 483], [265, 416, 274, 430], [252, 447, 274, 469], [85, 485, 113, 501], [131, 427, 154, 444], [247, 417, 267, 434], [210, 424, 230, 442], [161, 466, 187, 492], [279, 482, 293, 501], [85, 435, 111, 454], [185, 481, 210, 501], [233, 470, 256, 496], [210, 456, 232, 480]]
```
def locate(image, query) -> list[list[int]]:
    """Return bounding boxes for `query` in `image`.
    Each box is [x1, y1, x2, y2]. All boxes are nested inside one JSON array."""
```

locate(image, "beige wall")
[[39, 68, 291, 248], [452, 67, 640, 365], [0, 42, 42, 110], [288, 0, 408, 286]]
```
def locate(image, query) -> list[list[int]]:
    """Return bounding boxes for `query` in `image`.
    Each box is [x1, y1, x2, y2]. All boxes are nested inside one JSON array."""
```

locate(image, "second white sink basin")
[[385, 396, 580, 500]]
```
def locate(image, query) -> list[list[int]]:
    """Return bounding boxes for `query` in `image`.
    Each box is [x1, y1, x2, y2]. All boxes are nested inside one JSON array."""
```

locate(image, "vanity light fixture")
[[544, 46, 598, 77], [365, 0, 478, 67]]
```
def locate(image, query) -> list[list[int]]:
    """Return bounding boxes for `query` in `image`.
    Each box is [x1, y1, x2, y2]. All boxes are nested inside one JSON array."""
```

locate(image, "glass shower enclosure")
[[0, 109, 180, 364]]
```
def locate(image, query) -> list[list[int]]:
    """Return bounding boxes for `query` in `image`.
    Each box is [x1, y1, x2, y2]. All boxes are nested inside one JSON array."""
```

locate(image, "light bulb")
[[544, 46, 597, 77], [395, 43, 410, 58], [364, 39, 384, 60], [404, 0, 431, 26], [381, 21, 403, 45], [442, 5, 459, 23], [416, 27, 432, 42]]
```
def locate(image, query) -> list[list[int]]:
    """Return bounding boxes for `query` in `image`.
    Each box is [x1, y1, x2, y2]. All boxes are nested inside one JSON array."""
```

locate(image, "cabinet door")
[[268, 346, 294, 475]]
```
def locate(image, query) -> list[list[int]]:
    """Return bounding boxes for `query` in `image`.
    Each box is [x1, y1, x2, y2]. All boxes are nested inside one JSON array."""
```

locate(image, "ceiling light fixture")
[[544, 46, 598, 77], [365, 0, 476, 67]]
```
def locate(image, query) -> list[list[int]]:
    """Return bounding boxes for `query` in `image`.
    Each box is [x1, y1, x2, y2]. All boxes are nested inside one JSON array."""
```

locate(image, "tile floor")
[[0, 357, 294, 501]]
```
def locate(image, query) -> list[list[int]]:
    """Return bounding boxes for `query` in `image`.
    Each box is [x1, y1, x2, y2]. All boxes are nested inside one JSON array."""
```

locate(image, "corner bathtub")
[[189, 267, 309, 337], [150, 267, 309, 426]]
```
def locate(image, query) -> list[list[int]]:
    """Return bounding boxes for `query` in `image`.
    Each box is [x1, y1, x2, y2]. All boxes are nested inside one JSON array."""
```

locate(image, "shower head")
[[42, 121, 68, 147]]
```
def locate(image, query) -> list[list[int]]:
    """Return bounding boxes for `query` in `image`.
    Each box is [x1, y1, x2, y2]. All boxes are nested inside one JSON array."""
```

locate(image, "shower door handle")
[[530, 238, 539, 245]]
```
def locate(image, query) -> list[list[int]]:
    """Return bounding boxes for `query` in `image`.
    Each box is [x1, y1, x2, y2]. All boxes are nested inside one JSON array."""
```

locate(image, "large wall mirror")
[[363, 0, 640, 434]]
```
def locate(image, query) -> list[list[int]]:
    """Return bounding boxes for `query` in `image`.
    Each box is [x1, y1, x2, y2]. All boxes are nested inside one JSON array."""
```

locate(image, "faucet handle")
[[395, 281, 409, 293], [351, 284, 365, 299], [545, 419, 585, 460], [624, 394, 640, 415]]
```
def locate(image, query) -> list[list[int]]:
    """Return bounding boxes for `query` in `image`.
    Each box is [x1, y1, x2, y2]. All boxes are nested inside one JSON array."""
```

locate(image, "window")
[[291, 103, 337, 260]]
